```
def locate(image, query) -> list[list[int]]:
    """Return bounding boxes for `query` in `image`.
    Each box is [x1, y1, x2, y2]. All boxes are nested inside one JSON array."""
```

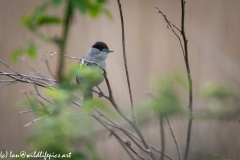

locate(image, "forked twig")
[[117, 0, 135, 121]]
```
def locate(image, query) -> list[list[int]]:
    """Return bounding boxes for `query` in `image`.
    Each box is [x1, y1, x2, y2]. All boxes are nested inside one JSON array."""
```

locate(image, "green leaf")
[[10, 42, 37, 63], [89, 5, 100, 17], [36, 15, 63, 26], [201, 83, 236, 100], [152, 89, 182, 116], [70, 152, 88, 160], [44, 88, 70, 102], [83, 99, 106, 114], [71, 0, 87, 13], [26, 43, 37, 59], [97, 0, 106, 4], [10, 48, 24, 63], [52, 0, 65, 6]]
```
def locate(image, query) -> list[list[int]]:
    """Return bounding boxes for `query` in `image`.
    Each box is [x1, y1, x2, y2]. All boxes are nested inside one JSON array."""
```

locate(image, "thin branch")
[[19, 110, 35, 114], [180, 1, 193, 160], [118, 139, 138, 160], [117, 0, 134, 121], [0, 60, 19, 74], [34, 85, 53, 103], [93, 115, 147, 160], [153, 7, 181, 33], [46, 50, 82, 60], [159, 116, 165, 160], [166, 116, 182, 160], [24, 114, 49, 127], [0, 80, 17, 87], [96, 109, 174, 160], [102, 71, 157, 160], [154, 7, 185, 57], [40, 57, 55, 79]]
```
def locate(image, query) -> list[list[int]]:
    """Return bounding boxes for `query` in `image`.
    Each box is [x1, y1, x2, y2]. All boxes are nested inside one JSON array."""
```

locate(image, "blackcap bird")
[[76, 41, 113, 100]]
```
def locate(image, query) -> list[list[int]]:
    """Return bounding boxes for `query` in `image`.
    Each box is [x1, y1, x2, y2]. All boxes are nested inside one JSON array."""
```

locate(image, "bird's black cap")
[[92, 41, 109, 51]]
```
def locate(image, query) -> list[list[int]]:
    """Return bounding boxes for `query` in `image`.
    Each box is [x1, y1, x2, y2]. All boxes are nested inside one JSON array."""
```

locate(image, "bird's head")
[[90, 41, 113, 61]]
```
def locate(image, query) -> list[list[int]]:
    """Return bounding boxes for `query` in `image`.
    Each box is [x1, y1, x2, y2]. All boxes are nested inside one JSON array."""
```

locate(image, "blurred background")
[[0, 0, 240, 159]]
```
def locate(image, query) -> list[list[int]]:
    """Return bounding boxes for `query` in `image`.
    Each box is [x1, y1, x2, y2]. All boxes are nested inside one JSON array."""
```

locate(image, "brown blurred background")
[[0, 0, 240, 159]]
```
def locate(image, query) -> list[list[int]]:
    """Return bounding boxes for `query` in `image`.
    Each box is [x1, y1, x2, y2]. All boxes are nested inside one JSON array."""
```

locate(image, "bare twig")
[[19, 110, 34, 114], [40, 57, 55, 79], [159, 116, 165, 160], [117, 0, 134, 121], [154, 7, 185, 57], [118, 140, 138, 160], [179, 1, 193, 160], [93, 108, 174, 160], [166, 116, 182, 160], [34, 85, 53, 103], [46, 50, 82, 60], [93, 115, 147, 160], [0, 80, 17, 87], [24, 115, 49, 127], [0, 60, 19, 74]]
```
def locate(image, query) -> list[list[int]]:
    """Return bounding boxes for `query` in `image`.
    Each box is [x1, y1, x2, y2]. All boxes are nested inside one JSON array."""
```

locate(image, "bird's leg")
[[96, 85, 104, 98]]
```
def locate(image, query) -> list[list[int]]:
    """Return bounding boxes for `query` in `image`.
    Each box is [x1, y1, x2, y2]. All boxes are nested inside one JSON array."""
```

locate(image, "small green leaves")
[[200, 83, 239, 119], [35, 15, 62, 26], [67, 64, 103, 91], [151, 89, 182, 116], [71, 0, 88, 13], [44, 87, 70, 102], [83, 99, 112, 116], [147, 72, 186, 116], [201, 83, 236, 100], [70, 0, 112, 19], [22, 13, 62, 30], [10, 42, 37, 63], [52, 0, 65, 6]]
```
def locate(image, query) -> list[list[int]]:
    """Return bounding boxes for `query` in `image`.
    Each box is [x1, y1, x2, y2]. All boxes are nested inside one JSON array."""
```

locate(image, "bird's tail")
[[84, 89, 93, 101]]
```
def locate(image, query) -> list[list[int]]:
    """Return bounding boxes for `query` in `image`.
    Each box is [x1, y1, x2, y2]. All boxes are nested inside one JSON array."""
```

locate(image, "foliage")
[[8, 0, 112, 159], [200, 83, 239, 120], [10, 0, 112, 62], [137, 72, 187, 117], [10, 42, 37, 63]]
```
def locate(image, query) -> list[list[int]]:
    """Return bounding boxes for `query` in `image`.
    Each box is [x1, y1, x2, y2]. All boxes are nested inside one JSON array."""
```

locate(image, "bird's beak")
[[108, 50, 114, 53]]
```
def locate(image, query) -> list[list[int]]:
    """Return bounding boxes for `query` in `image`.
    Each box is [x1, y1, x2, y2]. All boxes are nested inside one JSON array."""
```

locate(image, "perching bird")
[[76, 41, 113, 100]]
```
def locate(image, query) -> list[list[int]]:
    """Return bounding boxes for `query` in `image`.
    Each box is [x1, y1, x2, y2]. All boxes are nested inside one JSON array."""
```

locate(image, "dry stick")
[[180, 1, 193, 160], [166, 116, 182, 160], [159, 116, 165, 160], [116, 0, 134, 120]]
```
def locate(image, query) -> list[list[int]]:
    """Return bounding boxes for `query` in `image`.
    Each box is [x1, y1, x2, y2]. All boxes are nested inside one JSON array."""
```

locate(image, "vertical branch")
[[166, 116, 182, 160], [116, 0, 134, 120], [57, 1, 72, 81], [181, 0, 193, 160], [159, 116, 165, 160]]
